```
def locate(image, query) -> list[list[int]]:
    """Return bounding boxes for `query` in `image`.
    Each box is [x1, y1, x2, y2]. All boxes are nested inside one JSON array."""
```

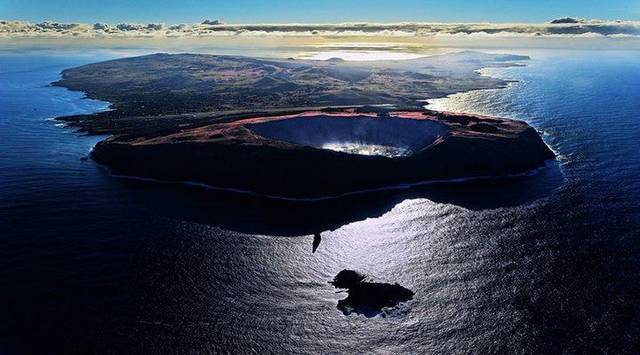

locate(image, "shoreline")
[[423, 60, 563, 161], [50, 51, 528, 135], [49, 51, 557, 199]]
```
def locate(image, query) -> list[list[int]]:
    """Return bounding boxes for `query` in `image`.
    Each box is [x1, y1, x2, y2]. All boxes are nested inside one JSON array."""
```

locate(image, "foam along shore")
[[90, 107, 555, 199]]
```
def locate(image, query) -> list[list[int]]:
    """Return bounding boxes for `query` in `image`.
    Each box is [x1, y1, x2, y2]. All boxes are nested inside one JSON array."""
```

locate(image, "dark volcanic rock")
[[331, 270, 367, 288], [469, 122, 499, 133], [330, 270, 414, 317]]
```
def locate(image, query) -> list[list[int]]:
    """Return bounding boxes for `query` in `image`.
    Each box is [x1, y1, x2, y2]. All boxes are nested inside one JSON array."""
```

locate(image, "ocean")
[[1, 48, 639, 353]]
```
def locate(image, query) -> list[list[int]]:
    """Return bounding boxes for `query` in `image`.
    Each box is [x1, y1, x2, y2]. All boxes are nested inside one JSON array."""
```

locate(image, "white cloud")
[[1, 19, 639, 39]]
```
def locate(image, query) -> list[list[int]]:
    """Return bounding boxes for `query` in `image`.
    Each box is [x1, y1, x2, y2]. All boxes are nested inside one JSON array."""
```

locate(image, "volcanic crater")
[[91, 107, 555, 199], [247, 114, 449, 158]]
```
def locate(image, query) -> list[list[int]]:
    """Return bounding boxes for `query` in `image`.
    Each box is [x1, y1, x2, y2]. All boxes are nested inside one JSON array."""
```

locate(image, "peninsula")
[[53, 52, 554, 199]]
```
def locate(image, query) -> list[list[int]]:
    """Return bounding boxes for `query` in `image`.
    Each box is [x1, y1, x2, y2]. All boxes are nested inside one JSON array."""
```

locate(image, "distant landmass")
[[53, 51, 527, 135]]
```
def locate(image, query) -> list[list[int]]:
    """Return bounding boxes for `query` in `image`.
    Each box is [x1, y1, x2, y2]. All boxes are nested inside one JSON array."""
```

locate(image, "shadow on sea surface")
[[109, 160, 564, 237]]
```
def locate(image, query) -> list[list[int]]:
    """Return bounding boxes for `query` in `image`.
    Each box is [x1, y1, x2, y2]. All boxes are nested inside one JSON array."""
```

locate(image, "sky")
[[1, 0, 639, 24]]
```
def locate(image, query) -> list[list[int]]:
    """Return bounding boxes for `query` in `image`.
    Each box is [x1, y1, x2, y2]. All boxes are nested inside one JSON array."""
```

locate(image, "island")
[[330, 269, 414, 316], [53, 52, 555, 199]]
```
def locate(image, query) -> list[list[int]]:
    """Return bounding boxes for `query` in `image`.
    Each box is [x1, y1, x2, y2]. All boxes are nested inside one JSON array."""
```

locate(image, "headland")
[[52, 51, 554, 199]]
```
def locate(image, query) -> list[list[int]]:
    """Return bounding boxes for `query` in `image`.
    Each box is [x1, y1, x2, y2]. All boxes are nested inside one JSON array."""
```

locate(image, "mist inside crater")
[[248, 115, 448, 158]]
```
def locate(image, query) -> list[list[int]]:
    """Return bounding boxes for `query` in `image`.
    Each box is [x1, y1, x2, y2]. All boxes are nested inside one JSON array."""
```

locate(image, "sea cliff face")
[[91, 108, 555, 199]]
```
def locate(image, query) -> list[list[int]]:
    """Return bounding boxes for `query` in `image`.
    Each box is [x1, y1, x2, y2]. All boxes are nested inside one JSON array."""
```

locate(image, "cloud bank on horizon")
[[1, 18, 639, 39]]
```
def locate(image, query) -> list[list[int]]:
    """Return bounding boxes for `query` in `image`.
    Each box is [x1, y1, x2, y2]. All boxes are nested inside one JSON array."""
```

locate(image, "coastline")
[[50, 51, 528, 135], [424, 60, 564, 163], [49, 51, 556, 199]]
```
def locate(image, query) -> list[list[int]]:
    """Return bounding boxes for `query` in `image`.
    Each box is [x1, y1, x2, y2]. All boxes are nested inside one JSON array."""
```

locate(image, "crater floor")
[[247, 115, 449, 158]]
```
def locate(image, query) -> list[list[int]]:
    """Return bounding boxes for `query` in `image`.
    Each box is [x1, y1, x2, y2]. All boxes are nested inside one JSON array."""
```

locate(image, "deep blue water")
[[1, 49, 640, 354]]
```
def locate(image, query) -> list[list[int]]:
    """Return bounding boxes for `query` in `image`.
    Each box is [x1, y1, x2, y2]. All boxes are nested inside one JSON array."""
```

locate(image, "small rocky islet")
[[330, 270, 414, 316]]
